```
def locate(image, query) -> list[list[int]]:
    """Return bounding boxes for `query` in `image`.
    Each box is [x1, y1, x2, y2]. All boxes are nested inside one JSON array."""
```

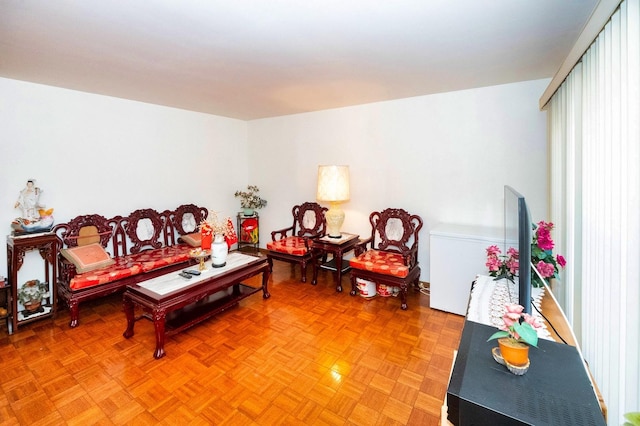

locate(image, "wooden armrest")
[[354, 237, 372, 256], [302, 233, 324, 249], [270, 225, 294, 241]]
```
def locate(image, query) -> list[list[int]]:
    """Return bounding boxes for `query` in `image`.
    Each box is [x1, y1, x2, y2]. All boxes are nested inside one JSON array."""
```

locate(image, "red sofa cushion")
[[69, 244, 193, 290], [349, 249, 409, 278], [266, 236, 309, 256]]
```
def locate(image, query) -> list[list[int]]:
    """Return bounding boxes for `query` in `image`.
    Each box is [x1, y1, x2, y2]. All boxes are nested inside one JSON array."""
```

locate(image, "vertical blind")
[[546, 0, 640, 424]]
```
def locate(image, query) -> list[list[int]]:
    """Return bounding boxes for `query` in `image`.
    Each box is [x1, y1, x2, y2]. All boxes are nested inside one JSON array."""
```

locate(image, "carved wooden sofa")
[[53, 204, 207, 327], [349, 208, 423, 310]]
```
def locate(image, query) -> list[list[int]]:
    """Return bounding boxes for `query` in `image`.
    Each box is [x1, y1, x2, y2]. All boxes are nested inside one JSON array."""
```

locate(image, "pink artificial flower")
[[556, 254, 566, 268], [486, 256, 502, 272], [535, 221, 555, 251], [506, 259, 519, 275], [505, 304, 524, 314], [506, 247, 519, 259], [486, 245, 501, 256], [536, 261, 556, 278], [523, 313, 542, 330]]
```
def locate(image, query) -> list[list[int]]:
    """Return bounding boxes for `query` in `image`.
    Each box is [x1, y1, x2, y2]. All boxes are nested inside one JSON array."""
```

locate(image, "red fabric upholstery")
[[349, 249, 409, 278], [69, 244, 193, 289], [266, 236, 309, 256], [137, 245, 192, 271]]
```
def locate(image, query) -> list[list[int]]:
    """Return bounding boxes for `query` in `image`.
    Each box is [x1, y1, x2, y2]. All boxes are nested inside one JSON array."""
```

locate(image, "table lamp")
[[316, 165, 350, 238]]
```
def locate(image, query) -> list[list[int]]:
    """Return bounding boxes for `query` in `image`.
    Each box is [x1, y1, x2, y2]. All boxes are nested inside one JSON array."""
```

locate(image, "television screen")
[[504, 185, 532, 314]]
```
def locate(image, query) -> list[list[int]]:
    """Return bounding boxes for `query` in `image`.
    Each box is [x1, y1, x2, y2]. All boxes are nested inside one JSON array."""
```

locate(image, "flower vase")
[[201, 232, 212, 250], [211, 234, 228, 268], [498, 337, 529, 368], [243, 208, 254, 217], [492, 338, 531, 376]]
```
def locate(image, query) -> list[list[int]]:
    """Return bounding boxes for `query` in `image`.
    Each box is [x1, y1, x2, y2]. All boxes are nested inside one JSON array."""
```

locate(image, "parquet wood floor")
[[0, 259, 464, 425]]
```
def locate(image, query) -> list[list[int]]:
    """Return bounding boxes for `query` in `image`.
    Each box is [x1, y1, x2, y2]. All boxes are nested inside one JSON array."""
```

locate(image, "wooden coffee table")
[[123, 252, 270, 359]]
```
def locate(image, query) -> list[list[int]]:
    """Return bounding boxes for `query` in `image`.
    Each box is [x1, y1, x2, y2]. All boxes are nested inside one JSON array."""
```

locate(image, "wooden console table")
[[123, 252, 270, 359]]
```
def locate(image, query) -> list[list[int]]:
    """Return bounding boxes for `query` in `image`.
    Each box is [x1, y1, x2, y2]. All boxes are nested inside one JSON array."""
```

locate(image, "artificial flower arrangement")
[[487, 303, 543, 373], [199, 211, 238, 248], [485, 220, 566, 287], [234, 185, 267, 210], [487, 303, 541, 348], [485, 245, 519, 282], [530, 221, 566, 287]]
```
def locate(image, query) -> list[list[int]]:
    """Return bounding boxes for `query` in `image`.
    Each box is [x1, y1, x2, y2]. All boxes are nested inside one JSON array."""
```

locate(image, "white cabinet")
[[429, 224, 502, 315]]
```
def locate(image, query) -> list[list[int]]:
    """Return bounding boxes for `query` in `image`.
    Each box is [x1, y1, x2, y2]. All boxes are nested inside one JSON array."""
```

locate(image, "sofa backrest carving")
[[53, 204, 208, 258]]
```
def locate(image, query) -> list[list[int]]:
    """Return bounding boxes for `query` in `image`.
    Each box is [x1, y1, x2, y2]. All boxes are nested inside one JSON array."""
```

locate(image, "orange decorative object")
[[201, 233, 212, 250], [498, 338, 530, 367]]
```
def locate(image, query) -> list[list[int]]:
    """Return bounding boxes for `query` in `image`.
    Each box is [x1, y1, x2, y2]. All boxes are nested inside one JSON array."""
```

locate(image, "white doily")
[[467, 275, 551, 340]]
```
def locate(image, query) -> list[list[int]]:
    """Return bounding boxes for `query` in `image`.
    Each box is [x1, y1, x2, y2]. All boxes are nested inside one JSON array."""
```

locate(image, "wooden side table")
[[311, 233, 360, 292], [237, 212, 259, 252], [6, 232, 58, 334]]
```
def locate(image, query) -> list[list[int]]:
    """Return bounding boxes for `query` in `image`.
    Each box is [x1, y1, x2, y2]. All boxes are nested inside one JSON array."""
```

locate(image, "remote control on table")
[[178, 272, 193, 279], [184, 270, 201, 276]]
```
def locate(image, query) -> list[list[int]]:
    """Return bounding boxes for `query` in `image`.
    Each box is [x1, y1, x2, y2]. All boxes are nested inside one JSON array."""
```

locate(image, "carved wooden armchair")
[[266, 202, 328, 283], [349, 208, 424, 310]]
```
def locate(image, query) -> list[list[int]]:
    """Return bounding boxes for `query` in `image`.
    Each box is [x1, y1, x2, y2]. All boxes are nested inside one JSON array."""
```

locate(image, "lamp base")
[[325, 202, 345, 238]]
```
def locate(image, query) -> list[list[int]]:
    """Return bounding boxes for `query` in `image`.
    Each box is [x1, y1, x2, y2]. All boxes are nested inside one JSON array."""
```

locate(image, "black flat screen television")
[[504, 185, 532, 314]]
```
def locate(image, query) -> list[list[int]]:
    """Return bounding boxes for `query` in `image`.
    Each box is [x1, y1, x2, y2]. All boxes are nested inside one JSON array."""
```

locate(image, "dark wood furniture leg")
[[152, 308, 167, 359], [123, 295, 135, 338]]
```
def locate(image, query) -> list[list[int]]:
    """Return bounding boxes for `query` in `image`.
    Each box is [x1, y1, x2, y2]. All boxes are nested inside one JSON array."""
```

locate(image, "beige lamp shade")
[[316, 165, 350, 238], [316, 165, 350, 202]]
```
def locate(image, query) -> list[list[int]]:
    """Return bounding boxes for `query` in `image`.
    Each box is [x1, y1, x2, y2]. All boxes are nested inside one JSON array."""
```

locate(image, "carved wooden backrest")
[[122, 208, 164, 254], [368, 208, 423, 255], [53, 214, 113, 248], [55, 204, 209, 259], [171, 204, 208, 235], [292, 202, 328, 237]]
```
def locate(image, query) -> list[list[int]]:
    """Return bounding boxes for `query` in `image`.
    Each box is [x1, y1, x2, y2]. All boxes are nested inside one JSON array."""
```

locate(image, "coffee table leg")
[[262, 268, 271, 299], [123, 295, 135, 339], [153, 308, 167, 359]]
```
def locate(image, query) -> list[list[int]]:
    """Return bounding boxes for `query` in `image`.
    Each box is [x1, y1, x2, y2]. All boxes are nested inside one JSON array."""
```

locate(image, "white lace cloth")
[[467, 275, 552, 340]]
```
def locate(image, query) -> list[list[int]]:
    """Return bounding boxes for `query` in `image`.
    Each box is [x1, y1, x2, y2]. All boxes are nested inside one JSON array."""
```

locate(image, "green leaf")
[[624, 412, 640, 426], [486, 331, 509, 342], [513, 323, 538, 347]]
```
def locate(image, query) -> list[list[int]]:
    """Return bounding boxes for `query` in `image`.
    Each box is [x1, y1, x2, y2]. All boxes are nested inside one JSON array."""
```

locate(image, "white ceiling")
[[0, 1, 598, 120]]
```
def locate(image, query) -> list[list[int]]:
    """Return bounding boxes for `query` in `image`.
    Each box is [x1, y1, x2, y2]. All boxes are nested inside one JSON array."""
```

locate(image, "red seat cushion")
[[134, 244, 193, 272], [69, 257, 143, 289], [349, 250, 409, 278], [69, 244, 193, 290], [266, 236, 309, 256]]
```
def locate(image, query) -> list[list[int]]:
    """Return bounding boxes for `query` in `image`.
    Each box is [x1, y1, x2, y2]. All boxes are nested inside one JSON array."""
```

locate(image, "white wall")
[[1, 77, 549, 284], [1, 77, 248, 279], [248, 79, 550, 280]]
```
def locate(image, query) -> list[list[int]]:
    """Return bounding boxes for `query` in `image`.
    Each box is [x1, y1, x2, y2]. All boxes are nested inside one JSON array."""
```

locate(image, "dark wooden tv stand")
[[443, 278, 606, 425]]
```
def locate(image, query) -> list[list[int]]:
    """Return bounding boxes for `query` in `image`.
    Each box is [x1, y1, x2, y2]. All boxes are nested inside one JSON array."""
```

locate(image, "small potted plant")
[[234, 185, 267, 216], [487, 303, 542, 374], [17, 279, 50, 312]]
